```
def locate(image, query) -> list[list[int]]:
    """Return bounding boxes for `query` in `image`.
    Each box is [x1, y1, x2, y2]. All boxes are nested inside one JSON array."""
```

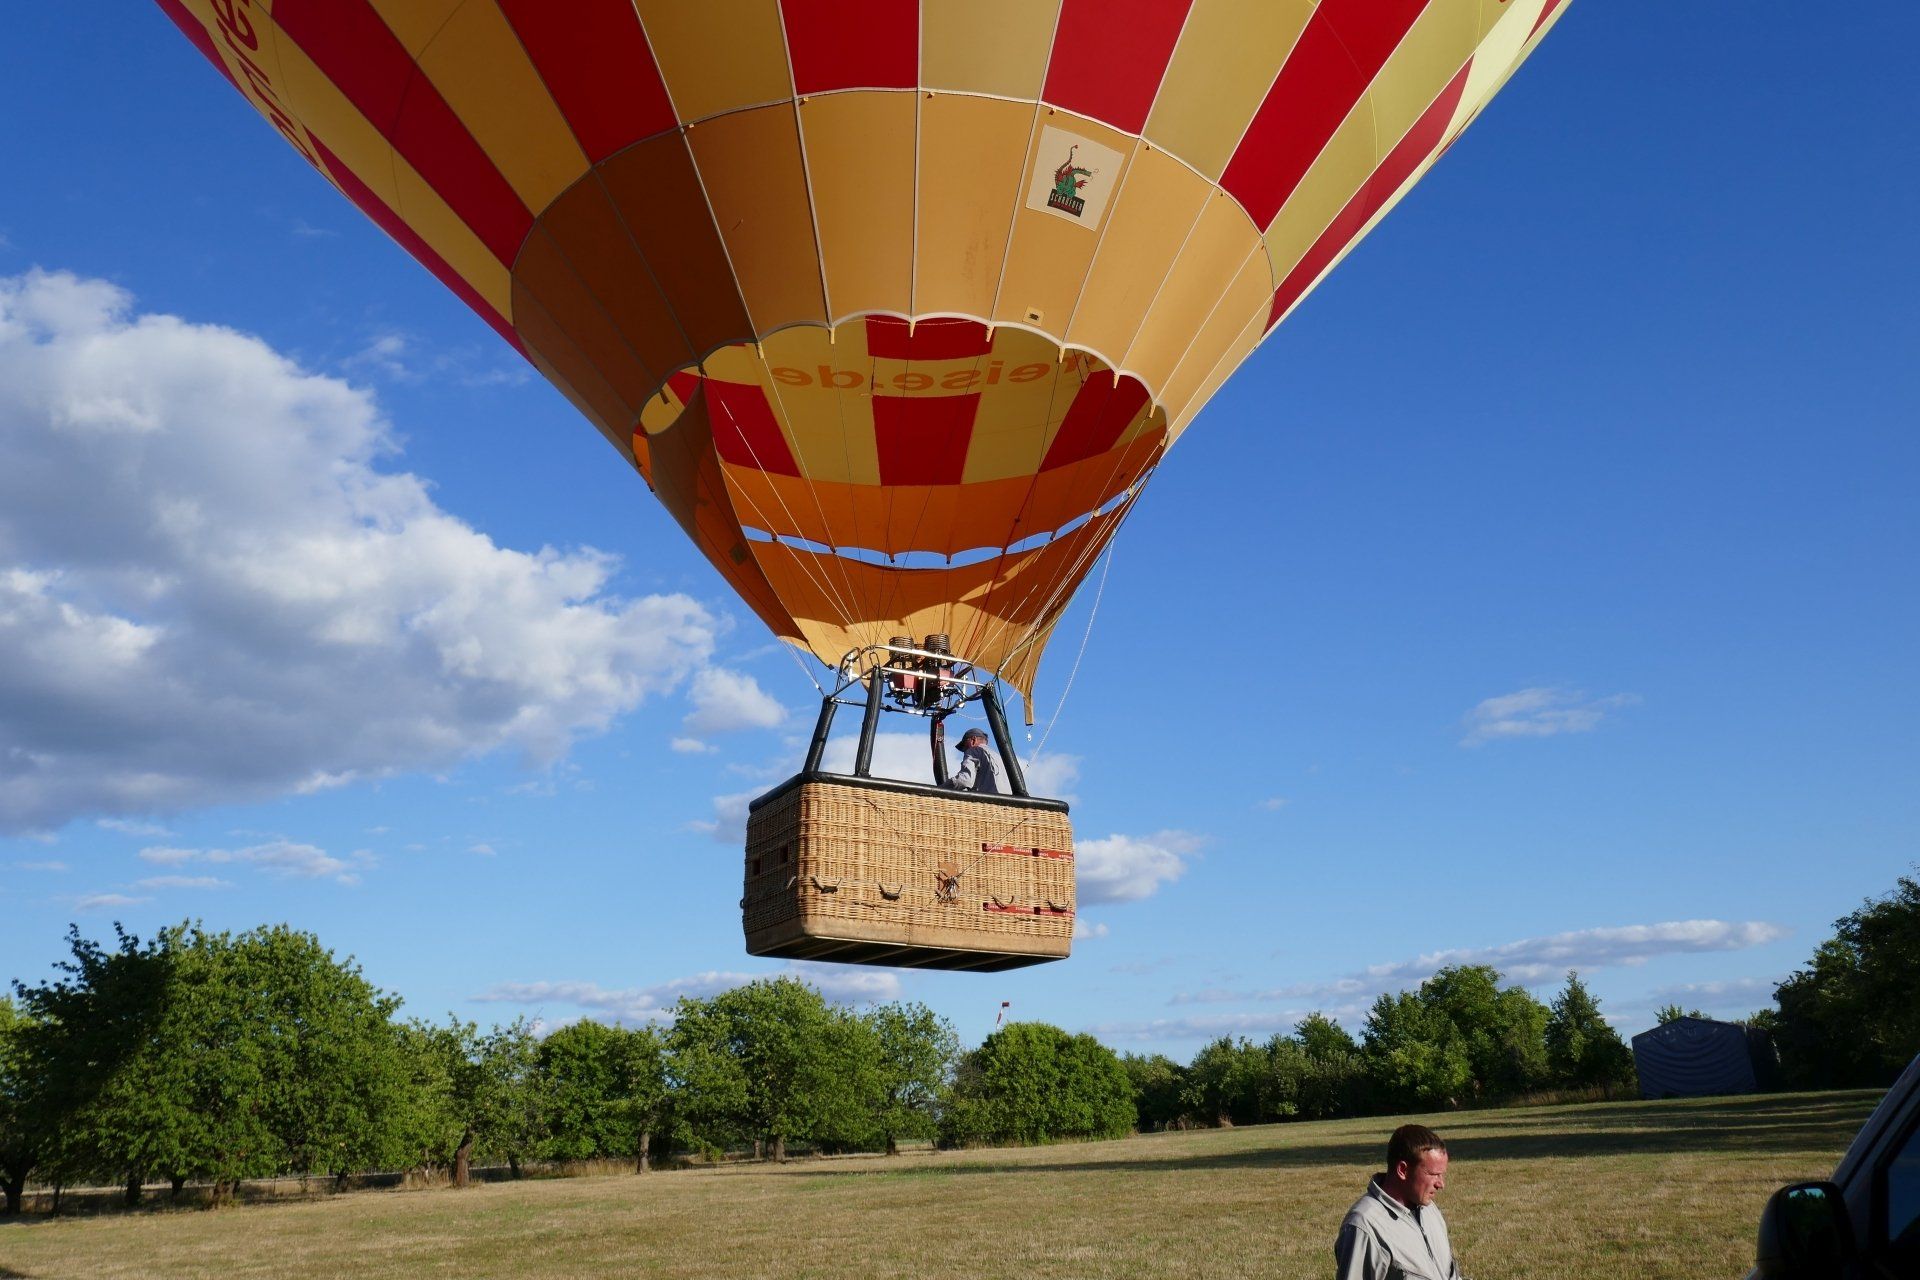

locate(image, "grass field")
[[0, 1090, 1879, 1280]]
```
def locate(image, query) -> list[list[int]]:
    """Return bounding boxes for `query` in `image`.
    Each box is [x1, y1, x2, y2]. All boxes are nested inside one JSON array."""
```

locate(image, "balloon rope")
[[712, 393, 861, 633], [780, 639, 826, 696], [1031, 537, 1115, 764]]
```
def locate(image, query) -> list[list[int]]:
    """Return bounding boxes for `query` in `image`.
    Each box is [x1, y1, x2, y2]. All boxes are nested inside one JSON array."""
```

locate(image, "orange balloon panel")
[[155, 0, 1575, 704]]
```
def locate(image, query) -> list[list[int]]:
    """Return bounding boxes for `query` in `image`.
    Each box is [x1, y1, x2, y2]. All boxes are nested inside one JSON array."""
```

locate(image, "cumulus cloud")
[[1073, 917, 1110, 941], [682, 668, 785, 737], [475, 961, 900, 1024], [134, 874, 230, 890], [1461, 686, 1640, 746], [97, 818, 175, 838], [1076, 830, 1202, 905], [672, 737, 719, 755], [0, 269, 722, 833], [137, 839, 367, 885], [1088, 1011, 1315, 1044], [1174, 919, 1793, 1020], [1361, 920, 1791, 987], [1256, 797, 1290, 812], [14, 859, 68, 872], [74, 892, 147, 912]]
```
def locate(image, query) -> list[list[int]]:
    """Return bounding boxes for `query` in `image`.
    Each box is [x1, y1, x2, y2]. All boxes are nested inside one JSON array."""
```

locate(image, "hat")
[[955, 728, 988, 750]]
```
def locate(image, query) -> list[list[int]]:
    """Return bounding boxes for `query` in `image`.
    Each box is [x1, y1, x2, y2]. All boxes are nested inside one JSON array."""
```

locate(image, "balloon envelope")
[[157, 0, 1573, 703]]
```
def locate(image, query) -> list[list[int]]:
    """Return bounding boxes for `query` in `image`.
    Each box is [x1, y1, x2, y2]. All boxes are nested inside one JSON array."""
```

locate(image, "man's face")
[[1400, 1149, 1449, 1207]]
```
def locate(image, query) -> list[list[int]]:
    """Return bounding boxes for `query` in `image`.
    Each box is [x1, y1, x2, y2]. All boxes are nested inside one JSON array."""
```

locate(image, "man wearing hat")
[[946, 727, 1002, 794]]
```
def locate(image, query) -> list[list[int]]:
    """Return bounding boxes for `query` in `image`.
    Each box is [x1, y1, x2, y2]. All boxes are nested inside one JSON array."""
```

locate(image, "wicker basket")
[[742, 775, 1074, 971]]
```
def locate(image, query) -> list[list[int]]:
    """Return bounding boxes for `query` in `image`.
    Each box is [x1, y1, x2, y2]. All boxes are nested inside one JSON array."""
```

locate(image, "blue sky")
[[2, 6, 1914, 1058]]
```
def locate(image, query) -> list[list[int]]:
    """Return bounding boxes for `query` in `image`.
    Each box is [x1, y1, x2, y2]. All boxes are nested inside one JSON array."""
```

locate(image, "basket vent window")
[[780, 846, 790, 864], [752, 858, 762, 875]]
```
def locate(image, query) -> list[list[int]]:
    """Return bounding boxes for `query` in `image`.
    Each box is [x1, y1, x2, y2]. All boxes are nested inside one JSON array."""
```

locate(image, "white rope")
[[1031, 537, 1115, 763]]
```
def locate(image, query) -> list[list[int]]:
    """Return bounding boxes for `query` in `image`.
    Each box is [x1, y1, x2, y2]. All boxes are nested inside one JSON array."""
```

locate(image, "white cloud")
[[1088, 1011, 1318, 1044], [1073, 917, 1109, 941], [1174, 919, 1793, 1019], [671, 737, 719, 755], [137, 839, 363, 885], [467, 843, 497, 857], [1076, 830, 1202, 905], [134, 874, 230, 890], [689, 789, 758, 844], [1647, 975, 1782, 1005], [1361, 919, 1792, 987], [1257, 797, 1290, 812], [682, 668, 784, 737], [1461, 686, 1640, 746], [475, 963, 899, 1025], [13, 859, 67, 872], [0, 269, 722, 833], [344, 331, 413, 380], [97, 818, 175, 838], [74, 891, 148, 912]]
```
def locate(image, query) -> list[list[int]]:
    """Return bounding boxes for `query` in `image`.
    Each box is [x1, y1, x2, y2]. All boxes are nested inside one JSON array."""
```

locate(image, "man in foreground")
[[1334, 1123, 1463, 1280]]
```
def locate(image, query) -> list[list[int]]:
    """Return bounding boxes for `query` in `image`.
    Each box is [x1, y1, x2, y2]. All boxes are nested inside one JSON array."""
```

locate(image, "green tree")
[[1655, 1004, 1707, 1024], [1544, 971, 1636, 1093], [391, 1019, 464, 1178], [1362, 990, 1472, 1110], [1416, 966, 1551, 1099], [1772, 873, 1920, 1088], [478, 1019, 545, 1176], [613, 1026, 671, 1171], [1295, 1013, 1358, 1062], [224, 925, 410, 1184], [11, 924, 212, 1203], [940, 1023, 1133, 1146], [866, 1003, 958, 1155], [1182, 1037, 1270, 1126], [0, 997, 46, 1214], [1119, 1052, 1186, 1131], [668, 979, 835, 1161], [1289, 1013, 1367, 1120], [539, 1019, 631, 1161]]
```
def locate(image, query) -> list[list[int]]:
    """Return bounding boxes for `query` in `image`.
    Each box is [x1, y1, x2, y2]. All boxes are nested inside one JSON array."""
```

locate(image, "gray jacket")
[[947, 745, 1002, 794], [1333, 1176, 1461, 1280]]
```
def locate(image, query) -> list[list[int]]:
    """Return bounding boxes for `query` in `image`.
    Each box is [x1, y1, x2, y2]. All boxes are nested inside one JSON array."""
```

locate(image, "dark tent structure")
[[1632, 1016, 1774, 1099]]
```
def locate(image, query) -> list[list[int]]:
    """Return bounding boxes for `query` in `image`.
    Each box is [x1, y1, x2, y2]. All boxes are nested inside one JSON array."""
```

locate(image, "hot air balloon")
[[155, 0, 1574, 969]]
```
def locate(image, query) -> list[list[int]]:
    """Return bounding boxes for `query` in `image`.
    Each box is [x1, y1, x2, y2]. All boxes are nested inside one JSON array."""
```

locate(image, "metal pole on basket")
[[981, 684, 1030, 798], [930, 712, 950, 787], [802, 694, 837, 774], [852, 665, 885, 778]]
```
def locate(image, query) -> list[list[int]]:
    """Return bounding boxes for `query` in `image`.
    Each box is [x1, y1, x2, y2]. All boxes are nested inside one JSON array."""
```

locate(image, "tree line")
[[4, 872, 1914, 1214], [1120, 967, 1637, 1132], [0, 923, 974, 1213]]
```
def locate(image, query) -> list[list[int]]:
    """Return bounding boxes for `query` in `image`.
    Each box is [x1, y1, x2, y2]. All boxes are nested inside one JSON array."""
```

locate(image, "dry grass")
[[0, 1090, 1877, 1280]]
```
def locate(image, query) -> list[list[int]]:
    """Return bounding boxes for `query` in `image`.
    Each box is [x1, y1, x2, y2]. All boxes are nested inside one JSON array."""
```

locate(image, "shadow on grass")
[[788, 1091, 1883, 1181]]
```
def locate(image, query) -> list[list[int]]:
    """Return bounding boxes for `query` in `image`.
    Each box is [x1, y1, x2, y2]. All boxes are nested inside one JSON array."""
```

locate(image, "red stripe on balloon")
[[780, 0, 918, 94], [873, 393, 981, 487], [707, 380, 801, 476], [1221, 0, 1432, 230], [274, 0, 533, 267], [1531, 0, 1569, 38], [865, 316, 993, 361], [1267, 60, 1471, 330], [498, 0, 678, 162], [1042, 0, 1193, 135], [1041, 372, 1149, 471], [310, 135, 522, 352]]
